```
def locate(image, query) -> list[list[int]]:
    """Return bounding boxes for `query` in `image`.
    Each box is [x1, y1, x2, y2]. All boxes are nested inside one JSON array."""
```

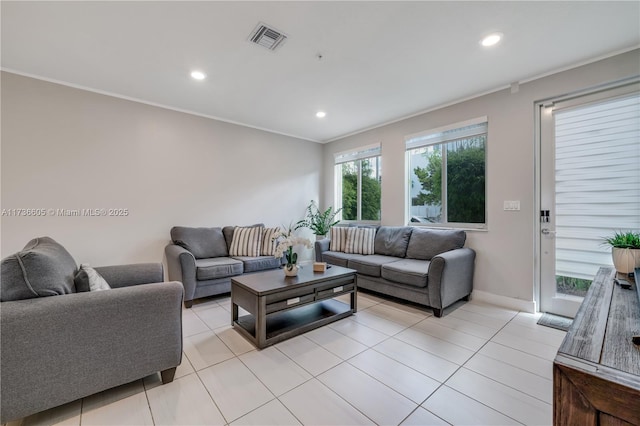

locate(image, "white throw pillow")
[[79, 264, 111, 291], [230, 226, 263, 257], [345, 227, 376, 255], [329, 227, 349, 252], [261, 227, 280, 256]]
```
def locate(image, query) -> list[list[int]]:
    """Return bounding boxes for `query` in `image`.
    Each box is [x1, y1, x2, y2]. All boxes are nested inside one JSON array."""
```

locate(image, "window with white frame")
[[334, 144, 381, 222], [406, 118, 487, 228]]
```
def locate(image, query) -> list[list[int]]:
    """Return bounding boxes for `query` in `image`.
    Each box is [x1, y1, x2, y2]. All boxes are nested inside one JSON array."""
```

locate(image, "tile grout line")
[[455, 312, 555, 406], [409, 308, 526, 426], [271, 309, 412, 425], [189, 293, 384, 423], [142, 377, 157, 426], [188, 299, 263, 425]]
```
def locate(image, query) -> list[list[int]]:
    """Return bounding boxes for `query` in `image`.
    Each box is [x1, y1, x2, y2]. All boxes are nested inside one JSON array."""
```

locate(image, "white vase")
[[316, 234, 327, 241], [284, 264, 299, 277], [611, 247, 640, 274]]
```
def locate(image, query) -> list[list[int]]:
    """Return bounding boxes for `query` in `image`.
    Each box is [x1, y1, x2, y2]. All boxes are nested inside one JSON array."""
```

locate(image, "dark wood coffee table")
[[231, 265, 357, 349]]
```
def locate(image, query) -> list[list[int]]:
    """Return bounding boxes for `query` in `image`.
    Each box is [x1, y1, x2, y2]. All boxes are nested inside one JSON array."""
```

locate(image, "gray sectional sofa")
[[165, 225, 281, 307], [0, 237, 183, 423], [315, 226, 475, 317]]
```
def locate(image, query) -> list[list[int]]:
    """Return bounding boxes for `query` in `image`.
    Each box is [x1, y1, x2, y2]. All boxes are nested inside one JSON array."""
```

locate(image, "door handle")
[[541, 228, 556, 235]]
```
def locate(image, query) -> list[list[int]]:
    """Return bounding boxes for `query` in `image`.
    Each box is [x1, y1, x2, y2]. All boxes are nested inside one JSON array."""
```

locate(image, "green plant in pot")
[[602, 230, 640, 274], [296, 200, 342, 239]]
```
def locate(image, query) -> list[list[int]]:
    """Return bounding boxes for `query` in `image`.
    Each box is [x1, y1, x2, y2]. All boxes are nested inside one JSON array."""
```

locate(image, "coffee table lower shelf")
[[234, 299, 352, 348]]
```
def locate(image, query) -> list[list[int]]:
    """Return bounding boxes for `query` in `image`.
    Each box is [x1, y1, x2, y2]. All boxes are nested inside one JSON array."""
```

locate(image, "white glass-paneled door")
[[537, 81, 640, 317]]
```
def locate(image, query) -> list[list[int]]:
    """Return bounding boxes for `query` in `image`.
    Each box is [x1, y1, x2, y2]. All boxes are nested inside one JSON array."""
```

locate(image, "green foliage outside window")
[[412, 136, 485, 224], [341, 158, 381, 221], [556, 275, 592, 297]]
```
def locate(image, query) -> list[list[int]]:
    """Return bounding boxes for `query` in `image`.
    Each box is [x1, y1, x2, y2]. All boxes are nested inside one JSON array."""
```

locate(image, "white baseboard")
[[470, 290, 537, 313]]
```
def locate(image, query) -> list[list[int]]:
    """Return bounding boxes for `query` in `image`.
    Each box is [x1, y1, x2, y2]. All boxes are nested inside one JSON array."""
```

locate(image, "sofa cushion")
[[1, 236, 77, 301], [381, 259, 430, 288], [261, 227, 280, 256], [229, 227, 263, 257], [348, 255, 404, 277], [345, 227, 376, 255], [321, 251, 364, 268], [171, 227, 228, 259], [405, 228, 466, 260], [232, 256, 281, 273], [74, 264, 111, 292], [374, 226, 413, 257], [195, 257, 243, 280], [329, 226, 349, 252]]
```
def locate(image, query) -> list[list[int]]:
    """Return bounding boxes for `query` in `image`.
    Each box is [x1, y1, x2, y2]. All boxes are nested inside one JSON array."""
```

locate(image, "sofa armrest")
[[314, 239, 330, 262], [165, 244, 197, 302], [427, 248, 476, 315], [94, 263, 164, 288], [0, 282, 183, 423]]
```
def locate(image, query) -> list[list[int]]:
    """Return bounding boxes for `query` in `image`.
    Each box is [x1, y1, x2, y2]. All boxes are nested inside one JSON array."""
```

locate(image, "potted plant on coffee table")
[[603, 230, 640, 274], [296, 200, 342, 240]]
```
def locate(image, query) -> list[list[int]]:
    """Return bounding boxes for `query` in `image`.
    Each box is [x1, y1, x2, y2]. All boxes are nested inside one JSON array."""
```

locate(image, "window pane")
[[361, 157, 381, 221], [408, 145, 443, 224], [341, 161, 357, 220], [446, 135, 486, 223]]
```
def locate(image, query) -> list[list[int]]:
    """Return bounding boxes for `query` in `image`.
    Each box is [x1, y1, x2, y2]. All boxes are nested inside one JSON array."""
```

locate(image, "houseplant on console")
[[296, 200, 342, 240], [603, 230, 640, 274], [273, 225, 312, 277]]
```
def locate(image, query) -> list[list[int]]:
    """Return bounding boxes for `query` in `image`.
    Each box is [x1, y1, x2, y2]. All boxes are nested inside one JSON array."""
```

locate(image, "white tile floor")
[[7, 292, 566, 426]]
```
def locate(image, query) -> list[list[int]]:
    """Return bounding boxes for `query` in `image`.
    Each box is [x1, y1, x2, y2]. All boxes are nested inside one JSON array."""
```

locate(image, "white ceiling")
[[2, 1, 639, 143]]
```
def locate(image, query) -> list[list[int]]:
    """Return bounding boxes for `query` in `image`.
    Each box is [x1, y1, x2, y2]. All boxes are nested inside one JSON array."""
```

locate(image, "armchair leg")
[[161, 367, 177, 384], [184, 300, 193, 308], [432, 308, 443, 318]]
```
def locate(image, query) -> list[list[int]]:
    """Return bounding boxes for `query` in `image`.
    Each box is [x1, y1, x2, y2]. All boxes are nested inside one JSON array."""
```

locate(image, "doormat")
[[537, 313, 573, 332]]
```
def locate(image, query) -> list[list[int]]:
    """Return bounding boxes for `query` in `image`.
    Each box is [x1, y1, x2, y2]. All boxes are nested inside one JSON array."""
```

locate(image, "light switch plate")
[[504, 200, 521, 211]]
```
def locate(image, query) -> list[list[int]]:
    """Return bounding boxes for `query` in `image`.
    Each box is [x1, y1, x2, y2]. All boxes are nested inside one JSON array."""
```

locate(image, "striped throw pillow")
[[229, 226, 263, 257], [261, 227, 280, 256], [345, 227, 376, 255], [329, 227, 349, 252]]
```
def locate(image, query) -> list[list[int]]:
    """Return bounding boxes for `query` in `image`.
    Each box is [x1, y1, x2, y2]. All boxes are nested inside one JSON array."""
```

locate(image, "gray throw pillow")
[[74, 264, 111, 292], [405, 228, 466, 260], [374, 227, 413, 257], [0, 236, 77, 301], [171, 227, 228, 259]]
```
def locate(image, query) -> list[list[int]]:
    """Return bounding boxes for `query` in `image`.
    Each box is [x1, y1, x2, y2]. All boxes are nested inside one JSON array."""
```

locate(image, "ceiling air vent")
[[248, 22, 287, 51]]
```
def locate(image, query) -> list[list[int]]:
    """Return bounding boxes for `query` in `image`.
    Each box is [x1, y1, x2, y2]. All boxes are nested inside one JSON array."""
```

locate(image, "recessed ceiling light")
[[190, 71, 206, 80], [316, 111, 326, 118], [480, 32, 503, 47]]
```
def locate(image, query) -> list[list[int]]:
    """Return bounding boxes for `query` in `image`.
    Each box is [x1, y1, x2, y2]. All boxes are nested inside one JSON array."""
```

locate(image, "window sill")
[[407, 223, 488, 232]]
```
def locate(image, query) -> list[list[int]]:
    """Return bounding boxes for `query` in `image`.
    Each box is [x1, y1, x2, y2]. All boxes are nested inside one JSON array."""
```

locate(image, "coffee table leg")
[[232, 301, 238, 325], [256, 296, 267, 348], [352, 278, 358, 313]]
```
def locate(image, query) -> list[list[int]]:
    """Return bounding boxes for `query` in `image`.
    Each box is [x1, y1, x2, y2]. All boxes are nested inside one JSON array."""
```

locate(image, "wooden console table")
[[553, 267, 640, 425]]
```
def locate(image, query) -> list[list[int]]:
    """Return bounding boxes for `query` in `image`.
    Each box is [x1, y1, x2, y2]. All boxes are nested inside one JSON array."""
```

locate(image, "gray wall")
[[322, 49, 640, 304], [1, 72, 323, 265]]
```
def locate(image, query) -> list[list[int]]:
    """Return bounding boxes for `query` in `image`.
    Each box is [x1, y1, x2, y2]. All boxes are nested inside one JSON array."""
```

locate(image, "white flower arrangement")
[[272, 225, 312, 269]]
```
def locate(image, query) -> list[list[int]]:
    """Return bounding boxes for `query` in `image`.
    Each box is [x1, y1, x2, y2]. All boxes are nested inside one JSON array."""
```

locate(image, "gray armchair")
[[1, 238, 183, 423]]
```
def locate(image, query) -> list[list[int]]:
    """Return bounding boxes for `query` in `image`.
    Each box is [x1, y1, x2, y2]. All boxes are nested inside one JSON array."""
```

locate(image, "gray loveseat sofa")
[[316, 226, 475, 317], [0, 237, 183, 423], [165, 225, 282, 307]]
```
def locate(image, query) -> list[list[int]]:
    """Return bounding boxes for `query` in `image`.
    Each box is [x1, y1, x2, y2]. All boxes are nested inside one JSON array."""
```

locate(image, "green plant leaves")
[[297, 200, 342, 235], [602, 230, 640, 249]]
